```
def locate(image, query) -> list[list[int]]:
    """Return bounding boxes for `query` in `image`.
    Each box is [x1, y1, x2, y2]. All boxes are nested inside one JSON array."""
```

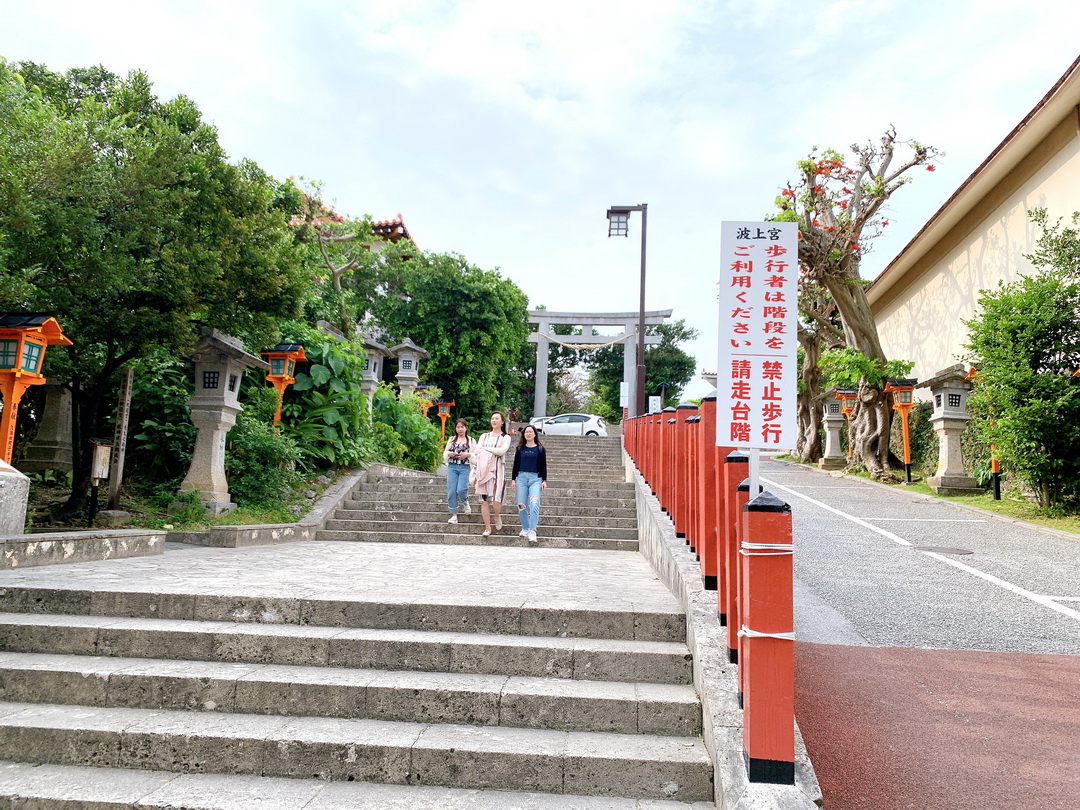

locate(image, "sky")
[[3, 0, 1080, 400]]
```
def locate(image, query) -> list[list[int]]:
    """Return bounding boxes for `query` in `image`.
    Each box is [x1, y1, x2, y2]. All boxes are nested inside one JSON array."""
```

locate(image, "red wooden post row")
[[622, 406, 794, 785]]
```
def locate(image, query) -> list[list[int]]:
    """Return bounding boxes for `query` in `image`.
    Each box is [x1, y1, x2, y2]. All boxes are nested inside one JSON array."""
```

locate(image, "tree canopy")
[[0, 60, 310, 512], [369, 243, 530, 423]]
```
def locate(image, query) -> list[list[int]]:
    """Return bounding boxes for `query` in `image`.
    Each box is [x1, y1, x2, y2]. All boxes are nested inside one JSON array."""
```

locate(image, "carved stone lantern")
[[359, 335, 388, 410], [390, 338, 429, 398], [818, 392, 847, 470], [179, 329, 269, 514], [918, 364, 981, 496]]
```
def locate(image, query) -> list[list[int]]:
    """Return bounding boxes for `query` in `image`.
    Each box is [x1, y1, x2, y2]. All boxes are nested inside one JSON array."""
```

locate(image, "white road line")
[[857, 518, 987, 523], [762, 476, 1080, 624], [762, 477, 912, 547]]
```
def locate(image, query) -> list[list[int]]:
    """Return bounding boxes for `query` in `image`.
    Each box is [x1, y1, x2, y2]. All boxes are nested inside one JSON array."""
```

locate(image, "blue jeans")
[[446, 464, 470, 513], [515, 472, 543, 531]]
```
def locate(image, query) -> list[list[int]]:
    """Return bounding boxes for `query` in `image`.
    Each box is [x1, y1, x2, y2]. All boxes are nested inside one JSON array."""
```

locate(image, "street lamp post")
[[607, 204, 648, 418]]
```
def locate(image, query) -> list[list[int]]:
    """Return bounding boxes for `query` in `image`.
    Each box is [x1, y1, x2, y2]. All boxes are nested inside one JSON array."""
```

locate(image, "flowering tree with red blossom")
[[775, 128, 940, 479]]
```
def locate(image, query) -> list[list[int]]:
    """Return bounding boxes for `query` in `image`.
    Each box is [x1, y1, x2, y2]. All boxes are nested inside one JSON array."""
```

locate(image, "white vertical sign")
[[716, 221, 798, 450]]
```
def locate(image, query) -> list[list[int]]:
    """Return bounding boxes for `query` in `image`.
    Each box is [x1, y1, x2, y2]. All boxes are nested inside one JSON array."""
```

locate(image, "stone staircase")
[[0, 434, 715, 807]]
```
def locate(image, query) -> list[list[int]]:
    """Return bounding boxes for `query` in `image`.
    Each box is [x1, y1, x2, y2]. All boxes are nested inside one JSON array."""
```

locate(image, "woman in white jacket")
[[473, 410, 512, 536]]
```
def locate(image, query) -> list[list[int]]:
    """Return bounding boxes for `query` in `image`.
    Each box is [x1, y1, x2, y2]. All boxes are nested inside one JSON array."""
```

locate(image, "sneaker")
[[495, 516, 503, 531], [447, 515, 458, 524], [462, 501, 471, 514], [519, 529, 528, 537], [527, 530, 538, 544]]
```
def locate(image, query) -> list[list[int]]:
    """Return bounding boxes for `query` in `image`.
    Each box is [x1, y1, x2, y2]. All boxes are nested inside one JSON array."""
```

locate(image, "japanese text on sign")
[[716, 221, 798, 449]]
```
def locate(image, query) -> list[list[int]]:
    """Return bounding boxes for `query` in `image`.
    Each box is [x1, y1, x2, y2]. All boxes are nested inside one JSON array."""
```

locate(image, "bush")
[[371, 384, 441, 471], [225, 386, 304, 505]]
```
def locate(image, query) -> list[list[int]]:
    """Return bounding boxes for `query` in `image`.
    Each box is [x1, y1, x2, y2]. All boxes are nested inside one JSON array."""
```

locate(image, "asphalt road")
[[760, 457, 1080, 810]]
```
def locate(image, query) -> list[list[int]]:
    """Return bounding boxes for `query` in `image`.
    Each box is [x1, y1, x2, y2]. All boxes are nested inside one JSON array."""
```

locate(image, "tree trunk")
[[823, 271, 894, 479], [796, 335, 823, 462]]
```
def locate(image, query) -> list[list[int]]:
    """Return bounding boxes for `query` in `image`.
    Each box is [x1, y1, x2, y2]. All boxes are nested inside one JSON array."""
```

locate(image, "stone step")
[[350, 492, 638, 510], [0, 587, 685, 642], [333, 507, 637, 526], [0, 761, 716, 808], [365, 478, 634, 494], [0, 652, 701, 736], [0, 701, 713, 800], [325, 516, 639, 538], [0, 613, 694, 684], [316, 528, 638, 551], [356, 503, 636, 520]]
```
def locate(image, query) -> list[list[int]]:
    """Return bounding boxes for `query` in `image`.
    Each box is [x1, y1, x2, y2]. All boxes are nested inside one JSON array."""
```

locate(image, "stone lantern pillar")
[[390, 338, 429, 398], [179, 329, 269, 514], [918, 364, 981, 496], [17, 381, 73, 473], [0, 460, 29, 535], [818, 396, 847, 470], [360, 336, 388, 411]]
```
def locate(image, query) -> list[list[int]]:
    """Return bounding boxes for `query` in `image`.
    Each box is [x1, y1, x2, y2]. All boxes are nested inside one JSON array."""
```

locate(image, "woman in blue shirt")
[[510, 424, 547, 544]]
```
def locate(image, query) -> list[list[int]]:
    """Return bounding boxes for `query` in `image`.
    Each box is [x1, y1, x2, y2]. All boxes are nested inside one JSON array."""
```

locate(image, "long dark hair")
[[518, 424, 542, 448], [489, 410, 507, 435]]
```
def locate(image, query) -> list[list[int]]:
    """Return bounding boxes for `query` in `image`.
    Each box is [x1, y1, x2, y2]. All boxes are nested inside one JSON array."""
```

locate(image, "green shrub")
[[225, 386, 304, 505]]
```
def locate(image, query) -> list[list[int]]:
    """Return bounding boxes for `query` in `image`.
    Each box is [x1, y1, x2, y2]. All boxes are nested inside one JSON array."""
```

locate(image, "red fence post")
[[722, 452, 749, 660], [686, 412, 700, 556], [698, 395, 718, 589], [661, 408, 676, 513], [674, 404, 694, 541], [739, 491, 795, 785]]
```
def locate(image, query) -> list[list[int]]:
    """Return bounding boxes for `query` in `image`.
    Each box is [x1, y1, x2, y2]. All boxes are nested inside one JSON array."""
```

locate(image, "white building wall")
[[875, 137, 1080, 384]]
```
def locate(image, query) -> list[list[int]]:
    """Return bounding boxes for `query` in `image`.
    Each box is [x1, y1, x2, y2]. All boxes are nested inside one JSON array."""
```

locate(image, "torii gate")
[[528, 309, 673, 419]]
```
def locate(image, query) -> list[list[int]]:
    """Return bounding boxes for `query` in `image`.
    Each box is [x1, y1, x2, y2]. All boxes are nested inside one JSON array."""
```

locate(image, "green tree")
[[370, 244, 529, 422], [0, 61, 311, 516], [964, 210, 1080, 510], [585, 320, 698, 419]]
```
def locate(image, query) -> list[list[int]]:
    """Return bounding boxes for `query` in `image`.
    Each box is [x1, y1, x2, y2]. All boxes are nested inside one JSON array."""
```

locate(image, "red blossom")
[[838, 200, 848, 210], [926, 165, 936, 172], [881, 219, 889, 227]]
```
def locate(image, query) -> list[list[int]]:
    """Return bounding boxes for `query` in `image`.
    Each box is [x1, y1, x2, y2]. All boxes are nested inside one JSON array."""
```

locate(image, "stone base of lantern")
[[927, 475, 983, 496], [818, 457, 847, 471]]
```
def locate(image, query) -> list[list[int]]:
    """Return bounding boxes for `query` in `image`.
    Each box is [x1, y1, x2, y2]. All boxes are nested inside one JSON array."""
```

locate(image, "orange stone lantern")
[[834, 388, 858, 458], [0, 314, 73, 464], [436, 399, 455, 442], [261, 343, 306, 426], [885, 378, 918, 483]]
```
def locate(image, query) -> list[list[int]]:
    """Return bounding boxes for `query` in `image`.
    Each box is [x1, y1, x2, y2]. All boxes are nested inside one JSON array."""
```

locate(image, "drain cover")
[[914, 545, 973, 556]]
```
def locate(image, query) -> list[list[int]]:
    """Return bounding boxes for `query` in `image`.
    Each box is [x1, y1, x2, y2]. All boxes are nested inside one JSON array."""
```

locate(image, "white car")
[[531, 413, 607, 437]]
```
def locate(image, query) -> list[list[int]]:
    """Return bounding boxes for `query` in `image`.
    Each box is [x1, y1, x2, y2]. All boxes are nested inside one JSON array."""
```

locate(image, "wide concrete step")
[[326, 516, 639, 537], [0, 652, 700, 736], [316, 528, 638, 551], [0, 613, 694, 684], [0, 701, 714, 800], [0, 761, 717, 808], [0, 588, 685, 642]]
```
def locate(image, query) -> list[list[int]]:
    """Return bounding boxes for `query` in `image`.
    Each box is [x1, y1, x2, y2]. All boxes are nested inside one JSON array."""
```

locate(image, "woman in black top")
[[510, 424, 547, 544]]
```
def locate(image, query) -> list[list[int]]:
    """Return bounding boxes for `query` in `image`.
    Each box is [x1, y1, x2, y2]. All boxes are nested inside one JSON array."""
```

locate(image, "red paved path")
[[795, 642, 1080, 810]]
